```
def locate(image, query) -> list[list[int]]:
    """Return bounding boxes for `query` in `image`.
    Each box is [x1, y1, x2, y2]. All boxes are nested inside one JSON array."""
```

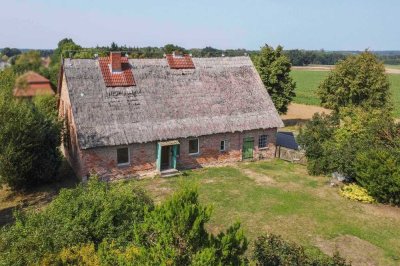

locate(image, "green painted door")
[[242, 137, 254, 159]]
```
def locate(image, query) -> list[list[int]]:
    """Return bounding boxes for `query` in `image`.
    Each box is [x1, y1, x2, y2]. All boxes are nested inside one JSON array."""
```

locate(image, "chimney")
[[172, 50, 183, 58], [110, 52, 122, 72]]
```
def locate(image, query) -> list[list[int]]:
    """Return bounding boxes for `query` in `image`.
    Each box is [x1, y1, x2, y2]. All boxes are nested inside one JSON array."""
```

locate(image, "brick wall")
[[81, 142, 157, 179], [76, 128, 277, 180], [58, 73, 86, 178], [178, 128, 277, 169]]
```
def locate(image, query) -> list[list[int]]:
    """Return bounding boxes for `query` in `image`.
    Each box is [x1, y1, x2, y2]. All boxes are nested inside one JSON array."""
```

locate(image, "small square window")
[[117, 147, 129, 165], [220, 140, 226, 151], [258, 135, 268, 149], [189, 138, 199, 154]]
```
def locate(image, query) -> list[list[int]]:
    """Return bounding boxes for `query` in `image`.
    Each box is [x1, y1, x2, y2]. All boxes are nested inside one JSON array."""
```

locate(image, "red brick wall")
[[81, 142, 157, 179], [76, 128, 277, 180], [58, 73, 86, 178], [178, 128, 276, 169]]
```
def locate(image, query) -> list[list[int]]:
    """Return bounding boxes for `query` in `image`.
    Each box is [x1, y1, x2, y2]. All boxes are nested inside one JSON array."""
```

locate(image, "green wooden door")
[[242, 137, 254, 159]]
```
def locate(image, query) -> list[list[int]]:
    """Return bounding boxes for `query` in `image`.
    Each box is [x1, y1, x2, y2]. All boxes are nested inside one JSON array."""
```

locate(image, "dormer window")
[[98, 52, 136, 87], [166, 52, 195, 69]]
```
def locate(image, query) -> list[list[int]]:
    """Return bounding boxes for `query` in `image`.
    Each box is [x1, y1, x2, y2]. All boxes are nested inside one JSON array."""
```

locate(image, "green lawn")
[[134, 160, 400, 265], [290, 69, 400, 117]]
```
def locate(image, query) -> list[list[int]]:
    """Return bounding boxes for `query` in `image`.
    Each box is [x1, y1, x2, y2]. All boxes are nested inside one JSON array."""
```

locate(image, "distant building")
[[58, 52, 283, 179], [13, 71, 54, 98]]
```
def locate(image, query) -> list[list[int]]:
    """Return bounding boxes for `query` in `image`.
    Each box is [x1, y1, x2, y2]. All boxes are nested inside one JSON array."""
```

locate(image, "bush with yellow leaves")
[[340, 183, 376, 203]]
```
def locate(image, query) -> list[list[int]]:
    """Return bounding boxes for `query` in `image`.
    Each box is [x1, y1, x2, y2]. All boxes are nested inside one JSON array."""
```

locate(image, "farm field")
[[134, 160, 400, 266], [291, 69, 400, 117]]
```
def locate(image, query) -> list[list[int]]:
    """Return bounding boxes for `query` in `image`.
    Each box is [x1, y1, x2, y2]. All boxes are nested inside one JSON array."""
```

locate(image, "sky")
[[0, 0, 399, 51]]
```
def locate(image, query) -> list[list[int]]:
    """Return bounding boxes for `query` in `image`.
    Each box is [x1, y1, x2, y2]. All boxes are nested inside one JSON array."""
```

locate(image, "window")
[[220, 140, 226, 151], [188, 138, 199, 154], [117, 147, 130, 165], [258, 135, 268, 149]]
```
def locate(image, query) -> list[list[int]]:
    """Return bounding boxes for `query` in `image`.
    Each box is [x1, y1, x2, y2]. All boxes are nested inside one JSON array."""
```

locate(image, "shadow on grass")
[[282, 118, 310, 127], [0, 159, 79, 227]]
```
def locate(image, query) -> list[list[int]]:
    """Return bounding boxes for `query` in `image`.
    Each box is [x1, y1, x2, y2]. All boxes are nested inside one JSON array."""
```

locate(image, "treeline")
[[57, 41, 256, 59], [3, 43, 400, 65], [283, 50, 348, 66]]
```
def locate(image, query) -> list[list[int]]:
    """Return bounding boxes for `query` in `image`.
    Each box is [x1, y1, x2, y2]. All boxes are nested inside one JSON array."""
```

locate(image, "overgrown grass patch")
[[135, 160, 400, 265]]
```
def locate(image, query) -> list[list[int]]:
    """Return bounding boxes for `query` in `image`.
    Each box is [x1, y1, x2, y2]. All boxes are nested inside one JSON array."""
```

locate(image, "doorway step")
[[160, 169, 180, 178]]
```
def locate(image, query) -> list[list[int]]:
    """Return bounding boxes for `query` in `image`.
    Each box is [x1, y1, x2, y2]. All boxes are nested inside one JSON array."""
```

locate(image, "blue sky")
[[1, 0, 399, 50]]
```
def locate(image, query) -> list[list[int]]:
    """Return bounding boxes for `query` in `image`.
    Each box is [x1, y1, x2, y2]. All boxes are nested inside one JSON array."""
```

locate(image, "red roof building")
[[13, 71, 55, 98]]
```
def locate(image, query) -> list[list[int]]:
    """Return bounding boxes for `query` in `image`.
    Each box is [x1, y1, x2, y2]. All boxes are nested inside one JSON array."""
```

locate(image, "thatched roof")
[[63, 56, 283, 149]]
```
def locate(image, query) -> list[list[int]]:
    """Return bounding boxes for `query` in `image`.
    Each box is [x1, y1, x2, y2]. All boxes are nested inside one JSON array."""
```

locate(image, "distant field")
[[290, 69, 400, 117], [386, 65, 400, 70], [291, 70, 328, 106]]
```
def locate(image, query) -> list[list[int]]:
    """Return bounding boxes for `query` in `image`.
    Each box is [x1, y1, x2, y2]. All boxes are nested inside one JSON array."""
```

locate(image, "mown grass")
[[290, 69, 400, 117], [135, 160, 400, 265]]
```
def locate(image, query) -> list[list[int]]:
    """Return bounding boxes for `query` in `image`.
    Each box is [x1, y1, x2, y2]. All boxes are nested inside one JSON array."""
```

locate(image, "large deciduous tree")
[[317, 51, 391, 112], [0, 95, 62, 190], [254, 44, 296, 114]]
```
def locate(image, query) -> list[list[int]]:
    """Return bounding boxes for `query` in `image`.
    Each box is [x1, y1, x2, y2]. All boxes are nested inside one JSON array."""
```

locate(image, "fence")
[[276, 146, 307, 165]]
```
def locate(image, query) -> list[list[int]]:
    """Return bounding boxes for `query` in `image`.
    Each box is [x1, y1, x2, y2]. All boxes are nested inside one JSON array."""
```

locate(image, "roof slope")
[[63, 56, 284, 149], [14, 71, 54, 97]]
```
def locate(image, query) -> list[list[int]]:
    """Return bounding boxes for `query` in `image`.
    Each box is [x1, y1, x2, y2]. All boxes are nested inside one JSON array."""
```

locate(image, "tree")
[[0, 182, 248, 265], [163, 44, 186, 54], [0, 92, 62, 190], [317, 51, 391, 112], [254, 44, 296, 114], [297, 112, 339, 175], [131, 187, 248, 265], [0, 177, 153, 265], [1, 47, 22, 58], [355, 148, 400, 205], [12, 50, 42, 74], [0, 68, 16, 96]]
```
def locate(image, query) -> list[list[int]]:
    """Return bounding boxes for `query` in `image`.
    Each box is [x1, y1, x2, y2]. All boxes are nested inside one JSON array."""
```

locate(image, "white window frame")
[[117, 146, 130, 166], [188, 138, 200, 155], [220, 140, 226, 152], [258, 135, 268, 149]]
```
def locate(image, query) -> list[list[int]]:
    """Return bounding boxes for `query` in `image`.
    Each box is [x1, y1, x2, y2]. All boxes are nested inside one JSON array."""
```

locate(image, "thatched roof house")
[[59, 52, 283, 178], [14, 71, 54, 98]]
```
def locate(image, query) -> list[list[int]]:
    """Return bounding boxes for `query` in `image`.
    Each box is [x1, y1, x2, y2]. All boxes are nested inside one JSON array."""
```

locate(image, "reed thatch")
[[63, 56, 284, 149]]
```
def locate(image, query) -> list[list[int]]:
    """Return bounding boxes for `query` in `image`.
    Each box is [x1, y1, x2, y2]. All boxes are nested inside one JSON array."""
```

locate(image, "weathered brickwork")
[[63, 128, 277, 180], [177, 129, 277, 170], [81, 142, 158, 179], [60, 74, 278, 180], [59, 73, 86, 177]]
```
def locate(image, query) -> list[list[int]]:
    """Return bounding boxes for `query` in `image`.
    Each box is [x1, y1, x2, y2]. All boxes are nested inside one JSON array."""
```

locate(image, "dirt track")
[[281, 103, 331, 122]]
